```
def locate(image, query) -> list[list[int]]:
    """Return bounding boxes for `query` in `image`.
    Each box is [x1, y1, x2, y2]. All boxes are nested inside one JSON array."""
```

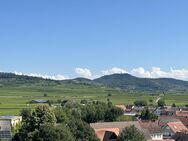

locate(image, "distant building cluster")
[[91, 105, 188, 141]]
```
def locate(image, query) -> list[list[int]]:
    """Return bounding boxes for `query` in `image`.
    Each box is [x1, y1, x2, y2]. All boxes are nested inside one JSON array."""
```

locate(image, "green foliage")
[[15, 104, 99, 141], [20, 108, 32, 121], [117, 125, 146, 141], [172, 103, 176, 107], [80, 101, 123, 123], [140, 108, 158, 121], [80, 99, 88, 105], [134, 100, 148, 107], [54, 108, 68, 123], [68, 119, 99, 141], [104, 106, 123, 122], [157, 99, 165, 107], [43, 93, 48, 97], [31, 124, 75, 141], [14, 105, 57, 141]]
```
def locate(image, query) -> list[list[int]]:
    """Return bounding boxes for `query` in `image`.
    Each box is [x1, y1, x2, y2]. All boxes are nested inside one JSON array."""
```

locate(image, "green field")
[[0, 83, 188, 115]]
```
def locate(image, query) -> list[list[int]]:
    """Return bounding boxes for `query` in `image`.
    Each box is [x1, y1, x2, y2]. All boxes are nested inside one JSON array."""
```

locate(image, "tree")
[[54, 108, 68, 123], [157, 99, 165, 107], [140, 108, 158, 121], [44, 93, 48, 97], [104, 106, 123, 122], [15, 105, 57, 141], [117, 125, 146, 141], [20, 108, 31, 121], [68, 119, 99, 141], [172, 103, 176, 107], [134, 100, 147, 107], [80, 99, 88, 105], [32, 124, 75, 141]]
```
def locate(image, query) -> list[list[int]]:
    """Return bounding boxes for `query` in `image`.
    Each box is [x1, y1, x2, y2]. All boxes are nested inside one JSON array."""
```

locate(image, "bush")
[[157, 99, 165, 107], [134, 100, 148, 107]]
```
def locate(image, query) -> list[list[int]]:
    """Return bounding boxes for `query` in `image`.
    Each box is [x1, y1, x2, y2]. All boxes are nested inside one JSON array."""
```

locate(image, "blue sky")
[[0, 0, 188, 79]]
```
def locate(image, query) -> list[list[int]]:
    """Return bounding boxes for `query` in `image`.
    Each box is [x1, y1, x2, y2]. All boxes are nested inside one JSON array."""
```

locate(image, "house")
[[162, 109, 176, 116], [175, 110, 188, 127], [140, 121, 164, 141], [176, 110, 188, 118], [91, 121, 176, 141], [115, 105, 136, 116], [158, 116, 180, 128], [0, 116, 22, 140], [90, 121, 152, 141], [172, 132, 188, 141], [125, 105, 134, 112], [163, 121, 188, 139], [95, 128, 119, 141]]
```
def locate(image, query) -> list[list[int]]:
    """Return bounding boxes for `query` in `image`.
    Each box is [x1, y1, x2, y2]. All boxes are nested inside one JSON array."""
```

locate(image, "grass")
[[0, 83, 188, 115]]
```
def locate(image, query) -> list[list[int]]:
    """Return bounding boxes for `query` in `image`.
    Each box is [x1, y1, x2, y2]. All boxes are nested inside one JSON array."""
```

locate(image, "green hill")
[[93, 73, 188, 93], [1, 72, 188, 93]]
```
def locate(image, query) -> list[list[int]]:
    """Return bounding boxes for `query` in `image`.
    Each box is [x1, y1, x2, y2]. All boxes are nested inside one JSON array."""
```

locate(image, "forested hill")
[[93, 74, 188, 93], [1, 72, 188, 93]]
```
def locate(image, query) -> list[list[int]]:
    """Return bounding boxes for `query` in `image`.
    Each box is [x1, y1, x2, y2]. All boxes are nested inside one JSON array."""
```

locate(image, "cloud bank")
[[101, 67, 188, 80], [14, 72, 68, 80], [74, 68, 92, 78]]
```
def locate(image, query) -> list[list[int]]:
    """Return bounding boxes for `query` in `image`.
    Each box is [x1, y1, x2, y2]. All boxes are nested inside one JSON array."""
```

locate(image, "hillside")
[[1, 72, 188, 93], [93, 74, 188, 93]]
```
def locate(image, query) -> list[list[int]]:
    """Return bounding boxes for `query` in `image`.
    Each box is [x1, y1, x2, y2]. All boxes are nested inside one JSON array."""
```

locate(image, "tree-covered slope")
[[93, 74, 188, 92]]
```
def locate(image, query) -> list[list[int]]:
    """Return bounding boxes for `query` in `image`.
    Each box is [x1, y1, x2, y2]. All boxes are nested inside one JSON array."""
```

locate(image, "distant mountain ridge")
[[93, 73, 188, 93], [0, 72, 188, 93]]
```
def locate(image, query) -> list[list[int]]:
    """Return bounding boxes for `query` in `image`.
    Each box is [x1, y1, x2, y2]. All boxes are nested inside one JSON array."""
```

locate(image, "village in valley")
[[0, 95, 187, 141]]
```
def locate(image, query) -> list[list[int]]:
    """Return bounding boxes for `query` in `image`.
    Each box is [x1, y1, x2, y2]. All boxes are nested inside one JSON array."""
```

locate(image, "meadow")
[[0, 83, 187, 115]]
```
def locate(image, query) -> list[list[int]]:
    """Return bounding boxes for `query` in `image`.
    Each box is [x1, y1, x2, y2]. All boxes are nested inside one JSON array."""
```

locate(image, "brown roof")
[[159, 116, 180, 127], [176, 111, 188, 117], [90, 121, 151, 140], [139, 121, 163, 134], [167, 121, 188, 133], [95, 128, 119, 141]]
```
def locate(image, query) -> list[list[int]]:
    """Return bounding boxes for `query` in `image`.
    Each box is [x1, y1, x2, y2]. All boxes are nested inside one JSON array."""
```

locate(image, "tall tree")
[[117, 125, 146, 141]]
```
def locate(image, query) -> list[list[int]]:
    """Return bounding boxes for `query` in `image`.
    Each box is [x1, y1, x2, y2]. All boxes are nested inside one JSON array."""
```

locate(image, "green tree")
[[117, 125, 146, 141], [54, 108, 68, 123], [20, 108, 31, 121], [172, 103, 176, 107], [15, 105, 57, 141], [32, 124, 75, 141], [157, 99, 165, 107], [68, 119, 99, 141], [80, 99, 88, 105], [134, 100, 148, 107], [104, 106, 123, 122], [140, 108, 158, 121]]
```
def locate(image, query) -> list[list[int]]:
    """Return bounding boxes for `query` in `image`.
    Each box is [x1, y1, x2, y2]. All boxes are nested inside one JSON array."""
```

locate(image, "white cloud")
[[14, 72, 68, 80], [101, 67, 128, 75], [131, 67, 151, 78], [100, 67, 188, 80], [75, 68, 92, 78], [132, 67, 188, 80]]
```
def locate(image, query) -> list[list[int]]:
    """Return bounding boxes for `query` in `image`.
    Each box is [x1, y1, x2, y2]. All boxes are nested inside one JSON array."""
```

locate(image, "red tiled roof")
[[176, 111, 188, 117], [167, 121, 188, 133]]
